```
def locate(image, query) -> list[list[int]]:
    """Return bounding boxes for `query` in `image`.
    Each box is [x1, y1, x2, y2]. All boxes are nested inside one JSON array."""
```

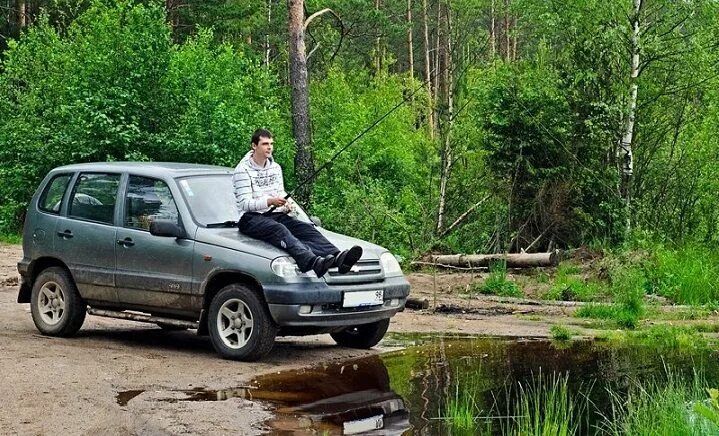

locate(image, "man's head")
[[251, 128, 274, 162]]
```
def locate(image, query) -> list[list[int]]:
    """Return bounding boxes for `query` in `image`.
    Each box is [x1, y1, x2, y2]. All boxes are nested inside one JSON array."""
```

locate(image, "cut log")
[[406, 297, 430, 310], [425, 251, 559, 268]]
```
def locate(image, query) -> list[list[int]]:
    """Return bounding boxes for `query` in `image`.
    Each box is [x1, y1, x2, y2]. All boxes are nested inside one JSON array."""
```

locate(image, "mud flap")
[[197, 308, 209, 336]]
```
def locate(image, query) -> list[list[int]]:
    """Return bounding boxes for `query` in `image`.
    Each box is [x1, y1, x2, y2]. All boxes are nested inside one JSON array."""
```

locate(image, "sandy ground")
[[0, 243, 566, 435]]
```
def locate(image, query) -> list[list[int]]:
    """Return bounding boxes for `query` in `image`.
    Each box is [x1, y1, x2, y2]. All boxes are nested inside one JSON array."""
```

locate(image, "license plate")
[[343, 290, 384, 308], [343, 415, 384, 434]]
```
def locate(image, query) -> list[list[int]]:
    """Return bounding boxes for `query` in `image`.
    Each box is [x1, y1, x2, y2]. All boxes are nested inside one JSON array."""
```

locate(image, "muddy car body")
[[17, 162, 410, 360]]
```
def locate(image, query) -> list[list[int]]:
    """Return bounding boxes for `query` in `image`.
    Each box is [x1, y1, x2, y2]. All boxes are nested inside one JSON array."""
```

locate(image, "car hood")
[[194, 227, 387, 260]]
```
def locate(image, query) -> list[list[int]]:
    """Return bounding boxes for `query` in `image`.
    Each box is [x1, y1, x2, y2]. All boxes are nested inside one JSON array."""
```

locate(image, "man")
[[234, 128, 362, 277]]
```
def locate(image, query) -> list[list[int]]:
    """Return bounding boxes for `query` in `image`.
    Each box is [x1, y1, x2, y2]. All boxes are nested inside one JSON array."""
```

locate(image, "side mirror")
[[149, 220, 185, 238], [310, 216, 322, 227]]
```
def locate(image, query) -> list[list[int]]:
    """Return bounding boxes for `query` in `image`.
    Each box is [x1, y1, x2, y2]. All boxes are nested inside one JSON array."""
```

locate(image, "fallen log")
[[423, 251, 559, 268], [405, 297, 430, 310]]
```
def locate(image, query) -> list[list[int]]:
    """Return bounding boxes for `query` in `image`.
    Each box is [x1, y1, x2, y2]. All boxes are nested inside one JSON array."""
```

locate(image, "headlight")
[[271, 256, 317, 278], [380, 252, 403, 277]]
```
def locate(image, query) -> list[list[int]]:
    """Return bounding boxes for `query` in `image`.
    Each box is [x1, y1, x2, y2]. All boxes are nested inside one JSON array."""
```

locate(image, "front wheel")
[[207, 284, 277, 361], [331, 318, 390, 349], [30, 267, 86, 337]]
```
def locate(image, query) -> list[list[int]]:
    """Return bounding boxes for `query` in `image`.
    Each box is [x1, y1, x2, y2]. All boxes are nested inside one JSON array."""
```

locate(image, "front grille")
[[324, 259, 383, 285]]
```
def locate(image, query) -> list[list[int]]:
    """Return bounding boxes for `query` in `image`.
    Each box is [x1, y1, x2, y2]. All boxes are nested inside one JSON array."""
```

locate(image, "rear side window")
[[38, 174, 72, 214], [124, 176, 179, 231], [68, 173, 121, 224]]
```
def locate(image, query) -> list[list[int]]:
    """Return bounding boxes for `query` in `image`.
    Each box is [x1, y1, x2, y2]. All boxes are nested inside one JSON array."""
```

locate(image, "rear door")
[[55, 172, 121, 303], [115, 175, 195, 314]]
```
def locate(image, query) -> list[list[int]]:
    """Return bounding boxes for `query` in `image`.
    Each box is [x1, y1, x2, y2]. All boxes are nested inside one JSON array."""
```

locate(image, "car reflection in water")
[[250, 354, 411, 434]]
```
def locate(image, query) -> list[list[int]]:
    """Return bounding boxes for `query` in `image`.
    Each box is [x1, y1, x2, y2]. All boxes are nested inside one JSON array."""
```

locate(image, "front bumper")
[[264, 276, 410, 327]]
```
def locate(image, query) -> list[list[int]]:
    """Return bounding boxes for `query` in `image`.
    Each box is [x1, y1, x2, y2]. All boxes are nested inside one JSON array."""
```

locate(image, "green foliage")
[[598, 325, 710, 351], [473, 260, 522, 298], [550, 325, 572, 341], [310, 68, 434, 256], [543, 263, 602, 302], [0, 1, 287, 234], [644, 245, 719, 305], [574, 265, 645, 328]]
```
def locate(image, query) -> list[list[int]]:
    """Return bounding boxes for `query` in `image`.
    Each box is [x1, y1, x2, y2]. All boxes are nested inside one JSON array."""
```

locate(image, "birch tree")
[[618, 0, 642, 233]]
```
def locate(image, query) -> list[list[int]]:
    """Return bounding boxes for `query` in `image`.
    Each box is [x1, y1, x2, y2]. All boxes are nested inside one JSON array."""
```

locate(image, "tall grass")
[[575, 266, 645, 328], [601, 372, 718, 435], [646, 245, 719, 305], [503, 372, 587, 436], [543, 263, 602, 302]]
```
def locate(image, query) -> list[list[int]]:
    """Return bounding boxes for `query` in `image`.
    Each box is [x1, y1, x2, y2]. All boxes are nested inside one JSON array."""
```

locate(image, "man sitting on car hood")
[[233, 128, 362, 278]]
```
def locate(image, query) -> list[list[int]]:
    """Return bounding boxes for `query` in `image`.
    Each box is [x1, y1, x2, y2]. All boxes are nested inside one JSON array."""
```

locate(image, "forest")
[[1, 0, 718, 259]]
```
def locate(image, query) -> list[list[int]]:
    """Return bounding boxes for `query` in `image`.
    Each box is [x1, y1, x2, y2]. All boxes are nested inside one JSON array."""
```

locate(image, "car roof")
[[51, 162, 233, 178]]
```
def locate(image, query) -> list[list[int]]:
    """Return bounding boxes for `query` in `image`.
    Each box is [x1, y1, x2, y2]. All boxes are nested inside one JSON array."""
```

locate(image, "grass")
[[550, 324, 573, 341], [601, 372, 718, 435], [596, 325, 711, 351], [646, 245, 719, 305], [504, 372, 586, 436], [574, 266, 646, 329], [473, 260, 522, 298], [0, 233, 21, 244]]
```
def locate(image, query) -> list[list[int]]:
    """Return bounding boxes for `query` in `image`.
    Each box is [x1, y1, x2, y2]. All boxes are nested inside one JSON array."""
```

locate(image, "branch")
[[439, 194, 491, 238], [303, 8, 339, 31]]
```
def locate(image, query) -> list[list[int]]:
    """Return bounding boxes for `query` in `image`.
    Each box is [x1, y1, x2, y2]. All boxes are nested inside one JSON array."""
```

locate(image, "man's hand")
[[267, 197, 287, 207]]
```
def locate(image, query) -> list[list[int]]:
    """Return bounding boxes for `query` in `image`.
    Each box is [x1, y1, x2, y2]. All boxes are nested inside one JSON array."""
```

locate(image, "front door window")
[[124, 176, 179, 231]]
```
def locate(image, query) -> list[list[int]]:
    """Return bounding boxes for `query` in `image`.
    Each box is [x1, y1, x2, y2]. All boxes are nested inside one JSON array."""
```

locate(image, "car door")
[[115, 175, 196, 313], [55, 172, 121, 304]]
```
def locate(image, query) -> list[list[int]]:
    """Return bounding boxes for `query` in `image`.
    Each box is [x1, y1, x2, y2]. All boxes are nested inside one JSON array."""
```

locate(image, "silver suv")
[[17, 162, 410, 360]]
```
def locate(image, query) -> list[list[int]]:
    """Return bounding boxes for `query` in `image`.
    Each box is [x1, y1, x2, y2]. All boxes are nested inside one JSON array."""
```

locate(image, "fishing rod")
[[265, 48, 485, 216]]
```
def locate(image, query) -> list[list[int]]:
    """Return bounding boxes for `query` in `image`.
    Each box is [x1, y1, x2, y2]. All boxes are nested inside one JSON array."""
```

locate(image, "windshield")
[[177, 174, 312, 226]]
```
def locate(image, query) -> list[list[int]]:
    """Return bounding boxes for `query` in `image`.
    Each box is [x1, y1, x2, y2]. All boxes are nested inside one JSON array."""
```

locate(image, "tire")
[[207, 284, 277, 361], [330, 318, 390, 349], [30, 267, 86, 337]]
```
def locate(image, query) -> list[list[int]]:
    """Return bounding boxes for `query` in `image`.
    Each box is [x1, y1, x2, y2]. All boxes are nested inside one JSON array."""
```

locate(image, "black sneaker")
[[312, 254, 336, 278], [336, 246, 363, 274]]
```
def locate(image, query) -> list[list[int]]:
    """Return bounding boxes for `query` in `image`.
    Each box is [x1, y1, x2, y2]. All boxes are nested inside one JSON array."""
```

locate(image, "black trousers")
[[238, 212, 339, 271]]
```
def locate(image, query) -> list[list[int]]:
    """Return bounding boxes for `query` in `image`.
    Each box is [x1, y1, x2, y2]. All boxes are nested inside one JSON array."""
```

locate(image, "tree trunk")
[[422, 0, 435, 139], [265, 0, 272, 68], [165, 0, 180, 38], [407, 0, 414, 82], [288, 0, 314, 207], [490, 0, 496, 58], [374, 0, 381, 75], [17, 0, 25, 28], [504, 0, 510, 61], [433, 1, 441, 136], [619, 0, 642, 234], [437, 1, 453, 234], [426, 252, 560, 268]]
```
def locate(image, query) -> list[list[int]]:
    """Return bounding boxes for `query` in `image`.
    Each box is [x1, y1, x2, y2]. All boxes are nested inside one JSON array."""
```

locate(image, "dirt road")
[[0, 244, 559, 435]]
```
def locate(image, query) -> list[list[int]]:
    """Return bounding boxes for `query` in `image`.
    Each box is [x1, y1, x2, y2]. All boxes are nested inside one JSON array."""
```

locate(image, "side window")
[[38, 174, 72, 214], [68, 173, 121, 224], [125, 176, 179, 231]]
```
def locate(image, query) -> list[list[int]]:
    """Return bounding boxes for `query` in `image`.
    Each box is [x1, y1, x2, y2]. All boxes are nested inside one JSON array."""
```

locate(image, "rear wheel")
[[30, 267, 86, 337], [330, 318, 390, 349], [207, 284, 277, 361]]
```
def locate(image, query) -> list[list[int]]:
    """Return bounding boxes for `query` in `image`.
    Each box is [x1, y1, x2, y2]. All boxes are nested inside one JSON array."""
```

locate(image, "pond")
[[117, 334, 719, 434]]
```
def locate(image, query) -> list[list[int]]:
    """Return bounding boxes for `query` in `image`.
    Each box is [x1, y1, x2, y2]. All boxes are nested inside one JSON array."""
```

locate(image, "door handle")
[[57, 230, 73, 239], [117, 238, 135, 247]]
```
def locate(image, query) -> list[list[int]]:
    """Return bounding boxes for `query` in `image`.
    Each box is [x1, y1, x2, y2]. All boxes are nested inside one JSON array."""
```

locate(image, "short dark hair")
[[251, 128, 273, 146]]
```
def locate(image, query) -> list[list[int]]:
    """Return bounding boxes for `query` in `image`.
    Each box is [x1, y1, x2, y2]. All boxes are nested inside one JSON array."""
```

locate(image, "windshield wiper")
[[206, 221, 238, 228]]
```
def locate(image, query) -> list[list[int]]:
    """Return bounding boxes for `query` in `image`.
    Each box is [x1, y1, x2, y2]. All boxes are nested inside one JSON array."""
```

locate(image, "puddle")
[[117, 335, 719, 434]]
